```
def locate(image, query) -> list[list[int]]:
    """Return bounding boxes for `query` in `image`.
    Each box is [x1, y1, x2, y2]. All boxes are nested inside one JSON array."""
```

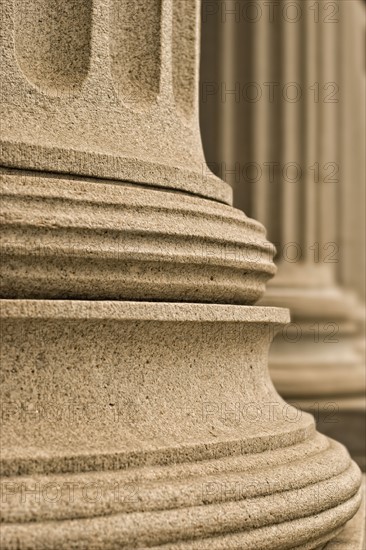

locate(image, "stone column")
[[338, 0, 366, 303], [200, 0, 365, 472], [0, 0, 362, 548], [337, 0, 366, 376]]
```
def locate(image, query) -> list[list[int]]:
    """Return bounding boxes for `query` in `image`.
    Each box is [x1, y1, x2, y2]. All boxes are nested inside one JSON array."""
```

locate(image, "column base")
[[0, 301, 362, 549], [323, 476, 365, 549], [0, 171, 275, 304], [293, 397, 366, 472], [261, 285, 366, 471]]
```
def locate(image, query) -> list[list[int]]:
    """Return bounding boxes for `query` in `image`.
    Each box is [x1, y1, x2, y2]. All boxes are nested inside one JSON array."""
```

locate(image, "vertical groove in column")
[[317, 0, 338, 264], [200, 0, 239, 198], [110, 0, 162, 106], [14, 0, 92, 93], [251, 5, 269, 227], [232, 1, 254, 216], [172, 0, 198, 120], [253, 1, 283, 248], [220, 2, 237, 182], [302, 3, 319, 262], [338, 0, 366, 298], [280, 0, 302, 254], [200, 0, 222, 175]]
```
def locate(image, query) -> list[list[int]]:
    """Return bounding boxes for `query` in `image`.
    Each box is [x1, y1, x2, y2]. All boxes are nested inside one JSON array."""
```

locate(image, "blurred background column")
[[200, 0, 366, 469], [338, 0, 366, 304], [338, 0, 366, 373]]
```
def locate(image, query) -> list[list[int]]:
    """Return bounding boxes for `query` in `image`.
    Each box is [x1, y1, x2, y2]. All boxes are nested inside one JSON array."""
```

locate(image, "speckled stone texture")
[[0, 301, 362, 549], [0, 0, 363, 548], [0, 170, 275, 304], [261, 281, 366, 471], [0, 0, 230, 203], [199, 0, 366, 479], [322, 476, 365, 550]]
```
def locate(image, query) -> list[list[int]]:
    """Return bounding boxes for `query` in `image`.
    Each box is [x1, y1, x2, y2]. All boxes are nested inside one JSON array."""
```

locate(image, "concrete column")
[[200, 0, 365, 474], [0, 0, 362, 547]]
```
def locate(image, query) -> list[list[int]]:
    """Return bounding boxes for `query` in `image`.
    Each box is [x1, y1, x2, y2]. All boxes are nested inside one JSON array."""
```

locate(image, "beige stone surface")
[[262, 286, 365, 397], [0, 0, 230, 203], [261, 283, 366, 471], [1, 0, 363, 547], [0, 300, 362, 549], [294, 397, 366, 472], [323, 476, 365, 549], [200, 0, 365, 473], [0, 171, 275, 304], [338, 0, 366, 301]]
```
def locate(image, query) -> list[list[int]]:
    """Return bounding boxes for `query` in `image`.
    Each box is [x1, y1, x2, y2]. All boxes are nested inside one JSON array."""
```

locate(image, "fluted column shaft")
[[338, 0, 366, 301], [1, 0, 230, 201]]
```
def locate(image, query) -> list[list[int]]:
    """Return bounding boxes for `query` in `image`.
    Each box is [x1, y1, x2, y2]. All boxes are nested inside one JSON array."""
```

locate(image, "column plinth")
[[1, 301, 362, 549]]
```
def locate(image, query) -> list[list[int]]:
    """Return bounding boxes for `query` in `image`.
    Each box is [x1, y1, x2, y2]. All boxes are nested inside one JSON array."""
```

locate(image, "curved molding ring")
[[0, 438, 361, 549], [0, 172, 276, 303]]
